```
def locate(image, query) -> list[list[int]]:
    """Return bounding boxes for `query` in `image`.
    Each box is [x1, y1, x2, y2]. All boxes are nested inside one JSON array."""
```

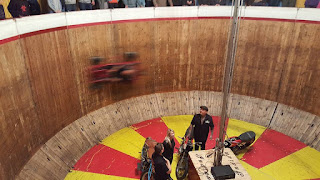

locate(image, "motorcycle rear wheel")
[[231, 146, 241, 154]]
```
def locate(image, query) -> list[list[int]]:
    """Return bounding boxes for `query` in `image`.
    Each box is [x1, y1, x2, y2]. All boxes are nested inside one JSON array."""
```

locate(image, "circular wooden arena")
[[65, 115, 320, 180], [0, 6, 319, 180]]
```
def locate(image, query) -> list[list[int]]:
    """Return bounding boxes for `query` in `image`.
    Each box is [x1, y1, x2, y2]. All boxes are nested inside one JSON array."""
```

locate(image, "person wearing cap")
[[189, 106, 214, 150]]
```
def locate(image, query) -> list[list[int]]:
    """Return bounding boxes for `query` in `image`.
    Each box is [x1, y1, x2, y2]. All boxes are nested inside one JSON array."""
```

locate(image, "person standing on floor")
[[163, 129, 175, 164], [188, 106, 214, 150], [152, 143, 172, 180]]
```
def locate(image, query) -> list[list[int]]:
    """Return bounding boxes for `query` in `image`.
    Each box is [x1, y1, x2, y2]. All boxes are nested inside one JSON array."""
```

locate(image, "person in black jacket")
[[8, 0, 30, 18], [0, 2, 6, 20], [188, 106, 214, 150], [163, 129, 175, 164], [152, 143, 172, 180], [27, 0, 40, 15], [172, 0, 182, 5], [182, 0, 194, 5], [198, 0, 213, 5], [212, 0, 226, 5]]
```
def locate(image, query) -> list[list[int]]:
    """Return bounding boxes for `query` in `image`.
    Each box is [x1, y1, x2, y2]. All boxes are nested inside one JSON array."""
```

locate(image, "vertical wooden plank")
[[155, 93, 167, 117], [299, 116, 320, 150], [270, 104, 319, 149], [0, 39, 42, 179], [178, 91, 191, 115], [85, 111, 113, 141], [208, 91, 223, 116], [192, 19, 228, 92], [44, 136, 78, 168], [21, 149, 63, 180], [110, 21, 156, 101], [277, 23, 320, 116], [67, 24, 115, 115], [228, 94, 276, 127], [74, 118, 100, 145], [232, 20, 294, 101], [148, 94, 163, 118], [21, 29, 82, 140]]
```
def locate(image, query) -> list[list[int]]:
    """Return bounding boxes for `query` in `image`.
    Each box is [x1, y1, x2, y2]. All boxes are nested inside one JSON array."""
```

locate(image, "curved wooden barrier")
[[0, 7, 319, 180], [18, 92, 320, 179]]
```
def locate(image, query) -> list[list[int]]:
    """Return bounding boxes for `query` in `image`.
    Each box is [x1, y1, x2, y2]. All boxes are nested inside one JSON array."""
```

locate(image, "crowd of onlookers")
[[0, 0, 319, 20]]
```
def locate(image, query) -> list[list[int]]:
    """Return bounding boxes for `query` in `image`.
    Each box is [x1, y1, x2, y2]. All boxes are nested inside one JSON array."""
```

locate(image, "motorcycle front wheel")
[[176, 156, 189, 180]]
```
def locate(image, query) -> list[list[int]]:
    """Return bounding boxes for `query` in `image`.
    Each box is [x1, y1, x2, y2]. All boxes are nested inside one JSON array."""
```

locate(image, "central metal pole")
[[214, 0, 241, 166]]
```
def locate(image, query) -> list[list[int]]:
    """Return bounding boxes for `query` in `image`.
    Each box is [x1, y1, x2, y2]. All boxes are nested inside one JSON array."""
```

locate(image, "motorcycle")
[[224, 131, 256, 154], [175, 126, 201, 180], [88, 52, 141, 89], [137, 137, 157, 180]]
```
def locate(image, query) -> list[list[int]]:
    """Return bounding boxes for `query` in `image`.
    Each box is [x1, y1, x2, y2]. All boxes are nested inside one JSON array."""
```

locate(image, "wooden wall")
[[0, 18, 319, 179], [17, 92, 320, 180], [232, 20, 320, 116], [0, 39, 42, 180], [68, 19, 228, 115]]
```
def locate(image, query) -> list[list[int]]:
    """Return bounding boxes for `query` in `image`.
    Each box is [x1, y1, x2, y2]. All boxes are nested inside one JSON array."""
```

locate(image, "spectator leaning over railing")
[[137, 0, 145, 7], [108, 0, 119, 8], [246, 0, 267, 6], [60, 0, 66, 11], [79, 0, 95, 10], [48, 0, 62, 12], [65, 0, 76, 11], [305, 0, 319, 7], [27, 0, 40, 15], [198, 0, 213, 6], [282, 0, 296, 6], [145, 0, 154, 6], [153, 0, 173, 6], [8, 0, 31, 17], [212, 0, 226, 5], [123, 0, 139, 7], [267, 0, 280, 6], [182, 0, 194, 5], [0, 0, 5, 19], [172, 0, 182, 5]]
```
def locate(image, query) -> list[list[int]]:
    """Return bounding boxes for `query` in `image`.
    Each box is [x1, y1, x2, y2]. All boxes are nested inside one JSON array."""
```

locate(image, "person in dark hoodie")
[[0, 0, 6, 20], [282, 0, 296, 7], [212, 0, 226, 5], [305, 0, 319, 7], [267, 0, 279, 6], [163, 129, 175, 164], [152, 143, 172, 180], [172, 0, 182, 5], [8, 0, 30, 18], [198, 0, 213, 5], [145, 0, 153, 6], [182, 0, 194, 5], [27, 0, 40, 15]]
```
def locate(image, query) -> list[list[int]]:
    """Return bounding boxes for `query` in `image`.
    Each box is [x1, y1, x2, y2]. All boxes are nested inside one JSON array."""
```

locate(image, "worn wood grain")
[[0, 18, 319, 180]]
